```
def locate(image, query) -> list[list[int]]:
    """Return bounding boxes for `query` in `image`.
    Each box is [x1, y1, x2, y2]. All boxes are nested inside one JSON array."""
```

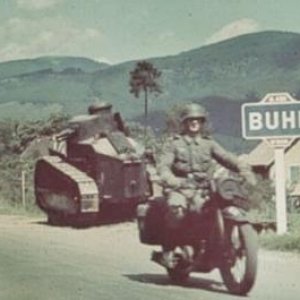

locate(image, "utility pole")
[[21, 170, 26, 208]]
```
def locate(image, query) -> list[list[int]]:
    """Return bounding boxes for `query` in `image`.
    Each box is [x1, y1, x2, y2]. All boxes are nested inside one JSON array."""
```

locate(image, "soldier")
[[158, 103, 256, 268]]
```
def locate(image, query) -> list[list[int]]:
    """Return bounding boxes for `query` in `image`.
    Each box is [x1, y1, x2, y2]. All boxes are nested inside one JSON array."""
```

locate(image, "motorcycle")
[[137, 176, 258, 296]]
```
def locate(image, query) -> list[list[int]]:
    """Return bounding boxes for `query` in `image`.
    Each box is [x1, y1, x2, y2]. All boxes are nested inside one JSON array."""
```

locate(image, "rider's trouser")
[[162, 188, 207, 249]]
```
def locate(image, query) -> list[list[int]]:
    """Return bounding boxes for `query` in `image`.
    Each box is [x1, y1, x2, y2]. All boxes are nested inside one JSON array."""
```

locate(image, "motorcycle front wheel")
[[219, 223, 258, 295]]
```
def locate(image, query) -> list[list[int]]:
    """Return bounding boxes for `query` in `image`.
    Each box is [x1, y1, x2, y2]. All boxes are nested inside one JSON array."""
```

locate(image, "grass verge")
[[0, 199, 43, 218], [257, 214, 300, 253]]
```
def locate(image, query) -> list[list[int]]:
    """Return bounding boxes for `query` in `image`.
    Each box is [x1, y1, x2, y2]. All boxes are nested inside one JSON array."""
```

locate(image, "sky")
[[1, 0, 300, 64]]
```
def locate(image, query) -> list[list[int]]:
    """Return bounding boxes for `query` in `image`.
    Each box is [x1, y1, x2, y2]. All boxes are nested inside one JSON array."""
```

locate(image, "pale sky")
[[1, 0, 300, 64]]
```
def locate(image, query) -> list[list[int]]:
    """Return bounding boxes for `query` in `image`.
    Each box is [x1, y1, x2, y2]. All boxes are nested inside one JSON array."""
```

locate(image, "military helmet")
[[180, 103, 207, 123], [88, 102, 112, 115]]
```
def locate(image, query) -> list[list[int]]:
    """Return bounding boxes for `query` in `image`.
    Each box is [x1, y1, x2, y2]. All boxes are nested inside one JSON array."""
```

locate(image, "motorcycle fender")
[[222, 206, 249, 223]]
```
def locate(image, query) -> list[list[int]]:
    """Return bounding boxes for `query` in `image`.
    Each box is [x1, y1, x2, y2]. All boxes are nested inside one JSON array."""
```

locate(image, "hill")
[[1, 31, 300, 152], [0, 56, 108, 79]]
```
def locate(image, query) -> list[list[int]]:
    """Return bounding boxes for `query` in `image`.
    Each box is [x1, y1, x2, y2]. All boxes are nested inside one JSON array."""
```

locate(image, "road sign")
[[242, 92, 300, 234], [242, 93, 300, 141]]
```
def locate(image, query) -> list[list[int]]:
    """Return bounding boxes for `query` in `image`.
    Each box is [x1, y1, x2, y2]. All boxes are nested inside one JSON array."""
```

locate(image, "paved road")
[[0, 215, 299, 300]]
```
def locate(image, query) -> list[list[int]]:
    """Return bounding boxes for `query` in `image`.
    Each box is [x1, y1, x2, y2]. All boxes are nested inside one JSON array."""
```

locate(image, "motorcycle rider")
[[158, 103, 256, 268]]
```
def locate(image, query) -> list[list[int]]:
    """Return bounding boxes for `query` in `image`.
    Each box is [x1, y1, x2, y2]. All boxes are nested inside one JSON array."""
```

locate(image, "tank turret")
[[34, 103, 150, 225]]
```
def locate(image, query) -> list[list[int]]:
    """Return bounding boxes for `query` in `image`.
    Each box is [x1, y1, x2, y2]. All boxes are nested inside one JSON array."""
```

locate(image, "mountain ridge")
[[1, 30, 300, 152]]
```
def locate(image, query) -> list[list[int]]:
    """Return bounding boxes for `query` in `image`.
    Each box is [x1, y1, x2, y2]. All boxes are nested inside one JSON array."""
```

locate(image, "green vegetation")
[[129, 60, 162, 133], [258, 214, 300, 253], [245, 178, 300, 253], [0, 155, 39, 216], [0, 115, 67, 215]]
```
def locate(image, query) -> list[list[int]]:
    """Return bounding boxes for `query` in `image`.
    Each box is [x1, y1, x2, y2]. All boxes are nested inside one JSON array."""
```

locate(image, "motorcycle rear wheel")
[[220, 223, 258, 295]]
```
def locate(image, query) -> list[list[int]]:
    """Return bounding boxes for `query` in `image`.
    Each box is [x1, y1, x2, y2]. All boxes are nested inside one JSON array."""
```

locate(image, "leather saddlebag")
[[136, 198, 166, 245]]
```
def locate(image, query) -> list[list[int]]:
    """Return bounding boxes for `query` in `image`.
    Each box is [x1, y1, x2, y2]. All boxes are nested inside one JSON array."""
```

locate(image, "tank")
[[34, 103, 150, 225]]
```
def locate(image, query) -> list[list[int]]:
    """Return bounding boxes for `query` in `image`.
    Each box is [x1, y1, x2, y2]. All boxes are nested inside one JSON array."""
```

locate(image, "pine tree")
[[129, 61, 162, 139]]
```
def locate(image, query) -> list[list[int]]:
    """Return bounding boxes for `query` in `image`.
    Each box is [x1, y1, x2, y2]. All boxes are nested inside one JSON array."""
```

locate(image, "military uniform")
[[158, 133, 254, 215]]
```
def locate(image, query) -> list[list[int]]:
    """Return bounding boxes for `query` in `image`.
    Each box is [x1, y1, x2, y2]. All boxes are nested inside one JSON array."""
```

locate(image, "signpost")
[[242, 93, 300, 234]]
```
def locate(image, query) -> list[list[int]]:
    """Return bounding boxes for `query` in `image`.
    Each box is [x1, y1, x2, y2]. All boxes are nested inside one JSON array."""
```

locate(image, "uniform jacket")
[[158, 134, 252, 189]]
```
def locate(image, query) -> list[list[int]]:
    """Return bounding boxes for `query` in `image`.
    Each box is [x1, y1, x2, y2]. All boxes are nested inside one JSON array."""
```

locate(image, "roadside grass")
[[0, 198, 43, 218], [257, 213, 300, 253]]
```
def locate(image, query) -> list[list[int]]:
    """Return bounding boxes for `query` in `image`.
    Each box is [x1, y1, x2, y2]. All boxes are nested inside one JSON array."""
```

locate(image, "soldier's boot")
[[154, 204, 186, 269], [182, 245, 194, 264], [158, 226, 180, 269], [160, 250, 177, 269], [159, 227, 179, 269]]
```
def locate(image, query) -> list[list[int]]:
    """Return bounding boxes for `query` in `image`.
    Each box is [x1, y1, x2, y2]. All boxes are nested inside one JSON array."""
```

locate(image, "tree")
[[0, 114, 68, 156], [129, 61, 162, 139], [0, 115, 68, 210]]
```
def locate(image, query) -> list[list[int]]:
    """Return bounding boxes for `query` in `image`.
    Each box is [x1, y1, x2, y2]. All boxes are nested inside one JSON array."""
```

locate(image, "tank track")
[[35, 156, 99, 214]]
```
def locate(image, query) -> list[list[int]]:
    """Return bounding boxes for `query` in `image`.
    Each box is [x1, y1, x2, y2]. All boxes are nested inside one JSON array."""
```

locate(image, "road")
[[0, 215, 299, 300]]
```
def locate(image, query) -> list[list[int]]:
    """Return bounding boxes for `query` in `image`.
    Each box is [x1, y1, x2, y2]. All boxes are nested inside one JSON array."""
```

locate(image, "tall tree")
[[129, 61, 162, 139]]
